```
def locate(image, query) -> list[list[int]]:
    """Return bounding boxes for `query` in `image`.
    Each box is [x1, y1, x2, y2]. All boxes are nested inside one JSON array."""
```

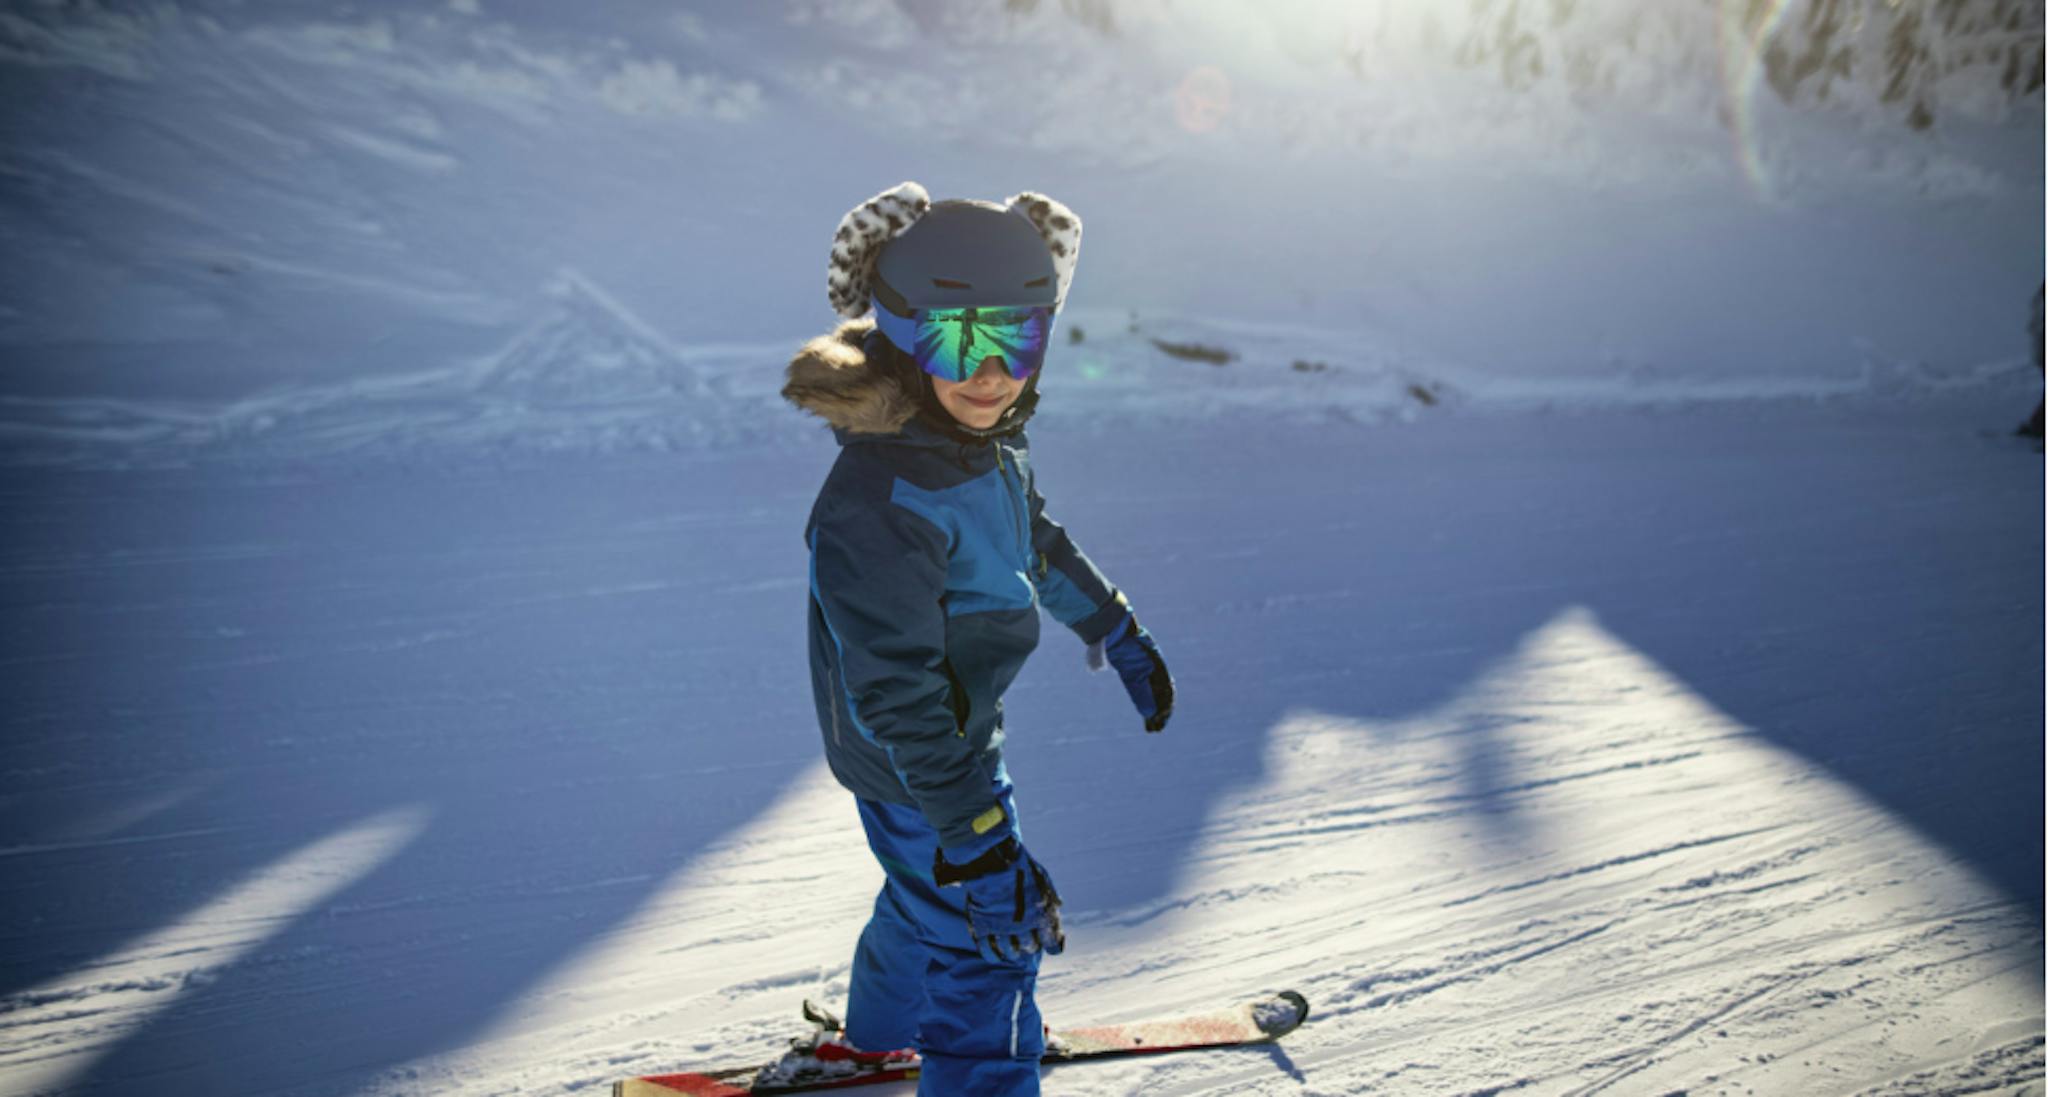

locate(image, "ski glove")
[[1090, 610, 1175, 733], [934, 831, 1065, 964]]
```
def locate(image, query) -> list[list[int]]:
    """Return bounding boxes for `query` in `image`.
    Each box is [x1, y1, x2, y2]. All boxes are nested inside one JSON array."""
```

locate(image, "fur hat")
[[826, 182, 1083, 318]]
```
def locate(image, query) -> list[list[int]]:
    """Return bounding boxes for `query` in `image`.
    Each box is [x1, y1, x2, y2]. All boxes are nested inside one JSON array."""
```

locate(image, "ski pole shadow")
[[1264, 1043, 1307, 1084]]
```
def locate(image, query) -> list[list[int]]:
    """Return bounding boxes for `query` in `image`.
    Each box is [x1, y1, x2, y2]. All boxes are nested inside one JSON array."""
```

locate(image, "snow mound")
[[2, 287, 2040, 469], [0, 272, 795, 468]]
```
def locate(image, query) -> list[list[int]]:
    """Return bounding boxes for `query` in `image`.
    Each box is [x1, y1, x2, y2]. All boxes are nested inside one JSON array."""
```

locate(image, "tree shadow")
[[1010, 405, 2042, 923], [0, 452, 836, 1094]]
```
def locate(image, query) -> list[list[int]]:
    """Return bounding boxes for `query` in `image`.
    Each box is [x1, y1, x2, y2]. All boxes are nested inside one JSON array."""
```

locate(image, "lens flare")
[[1719, 0, 1803, 200], [1174, 65, 1232, 134]]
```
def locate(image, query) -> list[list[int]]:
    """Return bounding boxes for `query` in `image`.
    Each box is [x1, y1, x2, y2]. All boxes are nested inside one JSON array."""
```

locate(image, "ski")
[[613, 991, 1309, 1096]]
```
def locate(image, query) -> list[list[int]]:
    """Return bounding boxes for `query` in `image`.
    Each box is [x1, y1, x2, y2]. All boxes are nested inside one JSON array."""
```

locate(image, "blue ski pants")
[[845, 794, 1044, 1097]]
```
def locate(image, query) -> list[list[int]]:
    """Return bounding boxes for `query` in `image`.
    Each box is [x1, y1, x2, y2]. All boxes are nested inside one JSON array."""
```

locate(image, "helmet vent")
[[932, 277, 972, 289], [1023, 276, 1051, 287]]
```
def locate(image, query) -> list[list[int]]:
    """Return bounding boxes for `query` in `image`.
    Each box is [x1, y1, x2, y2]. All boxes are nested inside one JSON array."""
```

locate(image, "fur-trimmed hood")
[[781, 317, 1038, 442], [781, 317, 921, 436]]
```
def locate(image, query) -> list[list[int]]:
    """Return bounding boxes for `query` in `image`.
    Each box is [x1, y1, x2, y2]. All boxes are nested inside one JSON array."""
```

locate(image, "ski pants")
[[845, 794, 1044, 1097]]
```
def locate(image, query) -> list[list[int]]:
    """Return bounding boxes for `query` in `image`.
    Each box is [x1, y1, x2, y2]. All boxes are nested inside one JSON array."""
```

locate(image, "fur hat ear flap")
[[827, 182, 931, 318], [1004, 191, 1082, 311]]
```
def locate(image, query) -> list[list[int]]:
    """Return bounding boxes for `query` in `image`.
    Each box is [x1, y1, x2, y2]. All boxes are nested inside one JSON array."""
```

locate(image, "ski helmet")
[[826, 183, 1082, 321], [871, 199, 1061, 316], [825, 183, 1081, 441]]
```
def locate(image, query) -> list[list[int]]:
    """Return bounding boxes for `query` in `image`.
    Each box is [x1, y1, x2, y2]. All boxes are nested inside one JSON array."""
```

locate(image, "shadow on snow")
[[0, 400, 2038, 1095]]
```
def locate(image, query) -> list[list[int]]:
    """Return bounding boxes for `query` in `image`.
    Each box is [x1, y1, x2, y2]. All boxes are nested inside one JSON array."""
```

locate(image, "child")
[[781, 183, 1175, 1096]]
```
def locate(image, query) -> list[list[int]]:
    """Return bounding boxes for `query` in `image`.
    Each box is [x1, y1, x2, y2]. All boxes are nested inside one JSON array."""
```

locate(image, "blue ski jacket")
[[783, 319, 1128, 848]]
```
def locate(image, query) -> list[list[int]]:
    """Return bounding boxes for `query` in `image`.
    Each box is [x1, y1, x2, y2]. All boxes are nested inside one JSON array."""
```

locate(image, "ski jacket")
[[783, 319, 1127, 848]]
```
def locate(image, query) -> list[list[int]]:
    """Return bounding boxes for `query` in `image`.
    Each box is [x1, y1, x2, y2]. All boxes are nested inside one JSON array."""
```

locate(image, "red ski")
[[614, 991, 1309, 1096]]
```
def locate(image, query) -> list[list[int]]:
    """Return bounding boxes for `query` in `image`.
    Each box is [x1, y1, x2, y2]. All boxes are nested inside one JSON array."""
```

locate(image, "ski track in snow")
[[0, 397, 2040, 1097]]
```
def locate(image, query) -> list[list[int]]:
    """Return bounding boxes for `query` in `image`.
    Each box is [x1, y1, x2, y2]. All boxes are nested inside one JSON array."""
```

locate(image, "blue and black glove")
[[934, 826, 1064, 964], [1091, 608, 1175, 733]]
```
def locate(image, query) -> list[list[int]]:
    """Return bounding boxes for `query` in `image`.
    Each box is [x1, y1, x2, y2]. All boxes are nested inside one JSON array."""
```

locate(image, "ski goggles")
[[872, 297, 1055, 384]]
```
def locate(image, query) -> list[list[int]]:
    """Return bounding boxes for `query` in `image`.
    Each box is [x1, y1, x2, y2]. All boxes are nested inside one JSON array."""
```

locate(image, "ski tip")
[[1254, 991, 1310, 1038]]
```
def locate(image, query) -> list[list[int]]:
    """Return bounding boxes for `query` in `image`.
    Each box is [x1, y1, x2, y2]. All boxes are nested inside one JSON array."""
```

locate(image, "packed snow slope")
[[0, 2, 2042, 1095], [0, 392, 2041, 1096]]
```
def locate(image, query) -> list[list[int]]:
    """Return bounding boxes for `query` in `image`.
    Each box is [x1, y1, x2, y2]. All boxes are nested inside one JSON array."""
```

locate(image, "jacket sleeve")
[[809, 480, 999, 848], [1026, 467, 1128, 645]]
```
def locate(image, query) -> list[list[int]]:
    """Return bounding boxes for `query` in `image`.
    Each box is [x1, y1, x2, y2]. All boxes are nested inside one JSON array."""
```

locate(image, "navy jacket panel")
[[788, 319, 1122, 848], [806, 419, 1063, 847]]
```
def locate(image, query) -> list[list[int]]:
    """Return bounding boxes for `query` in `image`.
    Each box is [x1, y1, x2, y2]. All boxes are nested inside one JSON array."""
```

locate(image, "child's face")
[[931, 356, 1024, 430]]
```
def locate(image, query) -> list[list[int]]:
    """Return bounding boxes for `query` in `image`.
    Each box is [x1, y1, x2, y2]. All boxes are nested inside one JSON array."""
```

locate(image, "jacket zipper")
[[825, 658, 845, 745], [993, 444, 1030, 566]]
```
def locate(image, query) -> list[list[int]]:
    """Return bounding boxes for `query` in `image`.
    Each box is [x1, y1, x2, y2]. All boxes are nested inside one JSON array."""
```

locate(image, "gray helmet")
[[872, 200, 1060, 316]]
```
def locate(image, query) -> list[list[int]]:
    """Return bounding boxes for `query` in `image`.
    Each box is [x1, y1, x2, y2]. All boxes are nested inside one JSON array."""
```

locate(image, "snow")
[[0, 1, 2040, 1094], [1, 394, 2039, 1096]]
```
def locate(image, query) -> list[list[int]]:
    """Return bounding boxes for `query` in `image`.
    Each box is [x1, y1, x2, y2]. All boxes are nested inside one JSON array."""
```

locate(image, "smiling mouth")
[[961, 393, 1006, 408]]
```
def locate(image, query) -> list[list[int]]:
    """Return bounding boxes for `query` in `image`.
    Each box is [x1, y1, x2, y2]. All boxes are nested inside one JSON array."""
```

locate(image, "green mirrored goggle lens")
[[904, 306, 1054, 384]]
